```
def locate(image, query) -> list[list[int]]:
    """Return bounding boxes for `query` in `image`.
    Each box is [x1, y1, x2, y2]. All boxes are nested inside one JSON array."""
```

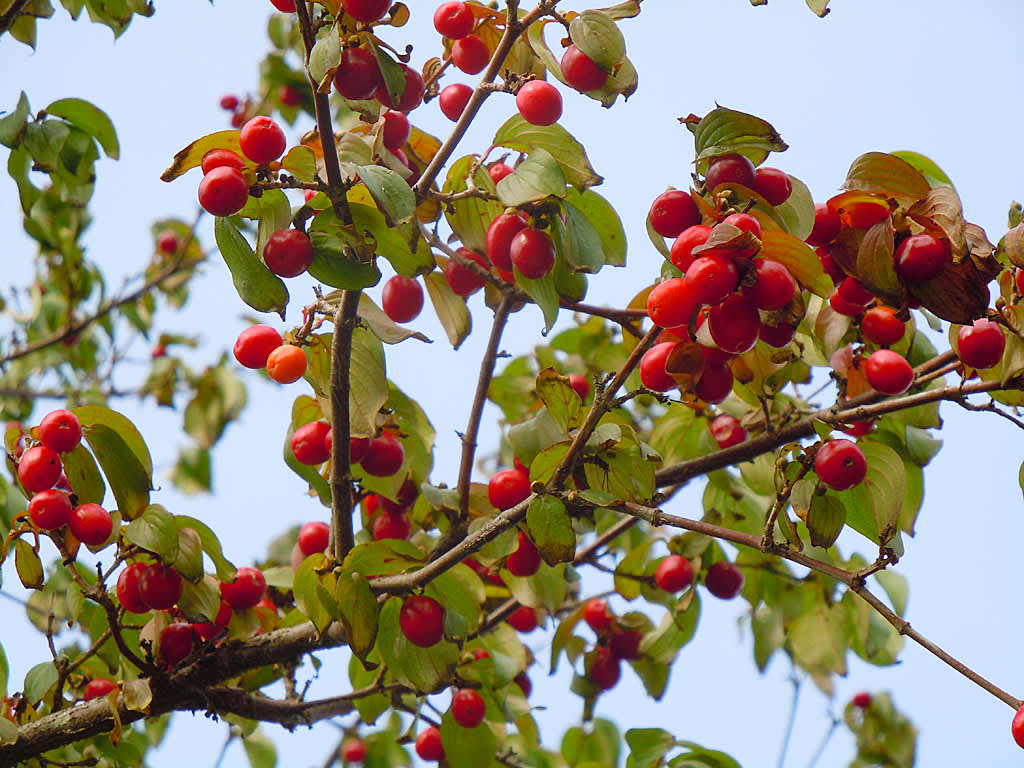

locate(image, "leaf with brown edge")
[[1004, 222, 1024, 269], [966, 222, 1000, 277], [842, 152, 930, 207], [855, 218, 905, 307], [665, 341, 704, 395], [160, 130, 244, 182], [759, 230, 833, 298], [908, 186, 968, 260], [906, 258, 993, 324], [691, 223, 761, 260]]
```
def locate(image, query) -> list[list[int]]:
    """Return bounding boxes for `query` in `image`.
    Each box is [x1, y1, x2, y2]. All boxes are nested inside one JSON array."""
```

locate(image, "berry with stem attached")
[[814, 439, 867, 491], [654, 555, 694, 592]]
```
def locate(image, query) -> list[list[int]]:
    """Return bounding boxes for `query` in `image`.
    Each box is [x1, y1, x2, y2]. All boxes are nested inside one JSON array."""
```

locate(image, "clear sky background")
[[2, 1, 1024, 766]]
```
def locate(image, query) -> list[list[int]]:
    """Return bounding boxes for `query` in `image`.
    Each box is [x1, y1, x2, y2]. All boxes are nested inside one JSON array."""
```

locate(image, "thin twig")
[[805, 716, 840, 768], [776, 675, 801, 768]]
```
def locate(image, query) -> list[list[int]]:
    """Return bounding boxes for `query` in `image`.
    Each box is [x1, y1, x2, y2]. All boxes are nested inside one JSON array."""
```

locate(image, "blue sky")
[[2, 1, 1023, 766]]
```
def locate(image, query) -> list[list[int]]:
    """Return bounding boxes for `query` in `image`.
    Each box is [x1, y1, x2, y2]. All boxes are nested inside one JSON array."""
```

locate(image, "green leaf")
[[671, 743, 742, 768], [294, 554, 333, 633], [497, 148, 567, 206], [773, 174, 815, 241], [625, 728, 676, 768], [378, 598, 458, 691], [425, 565, 484, 638], [349, 327, 389, 438], [442, 155, 504, 254], [74, 406, 153, 475], [874, 569, 908, 617], [493, 116, 603, 190], [568, 10, 626, 70], [173, 526, 205, 583], [806, 494, 845, 548], [280, 145, 316, 182], [516, 263, 561, 332], [0, 719, 14, 746], [60, 443, 105, 505], [508, 409, 565, 468], [0, 643, 7, 697], [282, 395, 332, 505], [526, 496, 576, 565], [890, 150, 953, 188], [178, 575, 221, 624], [639, 593, 700, 664], [15, 538, 43, 589], [175, 516, 237, 582], [125, 505, 179, 562], [24, 661, 58, 705], [308, 34, 340, 86], [565, 188, 626, 266], [342, 539, 425, 578], [336, 571, 379, 660], [214, 217, 289, 319], [357, 293, 432, 344], [759, 230, 833, 298], [356, 164, 416, 226], [440, 712, 499, 768], [254, 188, 292, 264], [160, 129, 243, 182], [843, 152, 930, 206], [78, 422, 152, 519], [424, 271, 471, 349], [789, 603, 847, 676], [45, 98, 119, 159], [752, 603, 784, 672], [242, 726, 278, 768], [692, 106, 788, 171], [536, 368, 582, 433], [367, 34, 406, 109], [0, 92, 31, 148], [122, 679, 152, 712]]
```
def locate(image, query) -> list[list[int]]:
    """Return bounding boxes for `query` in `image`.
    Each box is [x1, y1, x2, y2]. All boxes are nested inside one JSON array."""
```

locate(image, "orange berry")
[[266, 344, 307, 383]]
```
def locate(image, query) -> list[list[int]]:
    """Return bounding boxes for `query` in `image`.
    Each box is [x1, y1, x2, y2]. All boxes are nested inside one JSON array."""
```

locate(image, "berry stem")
[[329, 289, 363, 561]]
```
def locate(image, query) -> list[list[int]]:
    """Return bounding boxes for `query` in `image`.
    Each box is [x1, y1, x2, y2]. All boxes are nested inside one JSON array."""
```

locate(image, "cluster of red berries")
[[233, 324, 308, 384], [580, 598, 643, 690], [198, 116, 288, 218], [18, 410, 114, 547], [363, 477, 417, 540], [290, 421, 405, 478]]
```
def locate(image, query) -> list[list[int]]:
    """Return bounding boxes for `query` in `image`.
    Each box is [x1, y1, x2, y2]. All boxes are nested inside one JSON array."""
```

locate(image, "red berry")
[[486, 214, 527, 271], [433, 1, 474, 38], [864, 349, 914, 395], [230, 111, 246, 128], [704, 154, 756, 192], [29, 489, 72, 530], [957, 318, 1005, 370], [18, 445, 63, 493], [721, 212, 762, 240], [510, 228, 556, 279], [507, 531, 541, 577], [704, 561, 744, 599], [70, 503, 112, 546], [649, 190, 700, 240], [861, 306, 905, 346], [561, 44, 606, 92], [193, 599, 233, 642], [138, 563, 184, 610], [198, 166, 249, 217], [852, 691, 873, 709], [371, 509, 411, 540], [399, 595, 445, 647], [514, 671, 532, 696], [201, 149, 245, 176], [1016, 268, 1024, 296], [444, 248, 489, 296], [341, 739, 367, 764], [515, 80, 562, 126], [488, 162, 513, 183], [895, 233, 947, 282], [695, 359, 734, 404], [451, 34, 489, 74], [117, 562, 150, 614], [685, 255, 739, 306], [806, 203, 841, 246], [609, 628, 643, 660], [278, 85, 302, 107], [583, 598, 613, 632], [379, 477, 418, 513], [506, 605, 538, 633], [438, 83, 473, 121], [759, 322, 797, 348], [842, 420, 875, 438], [753, 167, 792, 206], [829, 289, 865, 318], [416, 727, 445, 761], [350, 436, 371, 464], [219, 94, 240, 111], [835, 198, 889, 230], [83, 678, 117, 701], [266, 344, 308, 384], [816, 244, 847, 285], [380, 109, 411, 151], [568, 373, 589, 401], [291, 421, 331, 465], [588, 647, 621, 690], [381, 275, 424, 323], [159, 623, 195, 667], [488, 468, 531, 510], [342, 0, 390, 22], [654, 554, 694, 592], [375, 64, 424, 112], [670, 224, 712, 272], [837, 276, 874, 307], [233, 325, 282, 369], [269, 0, 296, 10], [707, 293, 760, 354], [749, 259, 796, 311], [220, 567, 267, 610], [451, 688, 486, 728], [263, 229, 313, 278], [646, 278, 696, 330], [709, 414, 746, 449], [361, 432, 405, 476], [156, 230, 180, 254], [239, 116, 286, 164], [639, 342, 677, 392], [814, 439, 867, 491], [334, 47, 383, 100]]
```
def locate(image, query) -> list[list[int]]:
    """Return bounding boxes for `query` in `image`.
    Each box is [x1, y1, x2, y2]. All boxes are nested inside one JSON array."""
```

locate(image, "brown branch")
[[618, 501, 1023, 710], [294, 0, 352, 225], [561, 301, 646, 338], [457, 296, 514, 523], [329, 290, 362, 561]]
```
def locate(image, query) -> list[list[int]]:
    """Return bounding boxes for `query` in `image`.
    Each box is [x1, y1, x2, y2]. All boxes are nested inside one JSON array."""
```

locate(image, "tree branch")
[[329, 290, 362, 561], [0, 0, 33, 36]]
